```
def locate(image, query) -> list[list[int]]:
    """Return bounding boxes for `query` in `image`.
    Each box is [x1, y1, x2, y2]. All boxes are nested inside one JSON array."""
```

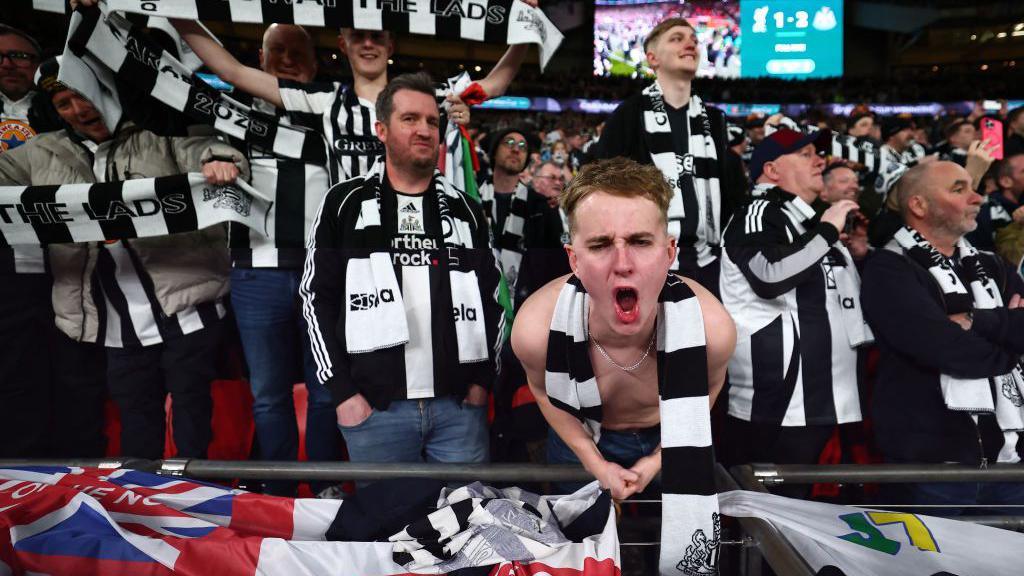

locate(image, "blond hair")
[[560, 157, 673, 237]]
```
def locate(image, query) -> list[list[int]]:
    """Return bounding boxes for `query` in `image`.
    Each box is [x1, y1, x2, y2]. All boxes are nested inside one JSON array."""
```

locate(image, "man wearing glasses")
[[479, 128, 569, 462], [0, 26, 71, 460], [0, 25, 59, 152]]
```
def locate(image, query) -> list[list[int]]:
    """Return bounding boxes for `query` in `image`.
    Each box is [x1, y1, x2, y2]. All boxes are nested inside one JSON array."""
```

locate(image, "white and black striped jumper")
[[79, 137, 225, 348], [720, 185, 868, 426], [278, 78, 457, 186], [226, 97, 331, 269], [301, 165, 504, 408]]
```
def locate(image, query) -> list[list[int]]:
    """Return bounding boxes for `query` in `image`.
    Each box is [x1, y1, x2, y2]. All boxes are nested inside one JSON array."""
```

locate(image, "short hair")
[[1008, 106, 1024, 126], [532, 159, 561, 176], [560, 157, 672, 237], [944, 118, 971, 139], [375, 71, 436, 126], [822, 161, 856, 183], [998, 153, 1024, 182], [895, 162, 935, 216], [643, 18, 695, 53], [0, 24, 42, 57]]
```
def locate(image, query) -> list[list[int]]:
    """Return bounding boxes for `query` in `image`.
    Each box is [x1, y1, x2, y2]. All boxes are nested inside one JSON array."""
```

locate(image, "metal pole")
[[165, 459, 596, 483], [717, 465, 815, 576], [748, 463, 1024, 486], [0, 458, 159, 471]]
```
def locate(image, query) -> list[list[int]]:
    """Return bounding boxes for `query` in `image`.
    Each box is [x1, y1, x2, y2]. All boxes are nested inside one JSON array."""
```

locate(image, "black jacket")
[[862, 248, 1024, 465], [590, 92, 742, 270]]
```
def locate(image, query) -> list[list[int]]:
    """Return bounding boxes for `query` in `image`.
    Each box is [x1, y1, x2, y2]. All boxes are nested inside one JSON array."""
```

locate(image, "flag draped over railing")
[[0, 466, 620, 576]]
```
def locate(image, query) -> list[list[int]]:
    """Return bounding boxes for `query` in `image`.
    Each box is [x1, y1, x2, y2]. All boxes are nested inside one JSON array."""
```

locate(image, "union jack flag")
[[0, 467, 619, 576]]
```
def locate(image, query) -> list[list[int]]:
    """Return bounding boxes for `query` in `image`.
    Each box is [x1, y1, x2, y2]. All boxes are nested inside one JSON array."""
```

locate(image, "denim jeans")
[[338, 397, 489, 469], [884, 481, 1024, 517], [231, 268, 342, 495], [546, 425, 661, 494]]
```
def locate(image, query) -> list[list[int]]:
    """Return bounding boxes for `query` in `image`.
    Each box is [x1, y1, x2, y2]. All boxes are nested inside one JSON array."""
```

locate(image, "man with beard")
[[719, 129, 873, 497], [301, 73, 503, 468], [0, 24, 59, 150], [479, 128, 568, 463], [863, 161, 1024, 515], [591, 18, 743, 296]]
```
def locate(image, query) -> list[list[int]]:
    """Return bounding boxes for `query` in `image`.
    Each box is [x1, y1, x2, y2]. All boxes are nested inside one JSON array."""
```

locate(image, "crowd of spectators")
[[4, 8, 1024, 528]]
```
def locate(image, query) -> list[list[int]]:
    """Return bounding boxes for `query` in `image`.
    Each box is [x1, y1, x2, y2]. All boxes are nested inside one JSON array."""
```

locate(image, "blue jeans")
[[231, 268, 342, 495], [339, 397, 489, 468], [887, 481, 1024, 517], [547, 426, 661, 494]]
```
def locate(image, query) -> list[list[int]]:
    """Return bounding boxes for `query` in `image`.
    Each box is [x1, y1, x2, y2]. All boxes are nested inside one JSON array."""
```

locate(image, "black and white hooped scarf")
[[0, 174, 272, 246], [480, 179, 529, 290], [890, 226, 1024, 463], [62, 7, 328, 165], [342, 162, 490, 364], [391, 481, 608, 571], [545, 274, 719, 575], [103, 0, 564, 70], [641, 82, 721, 268]]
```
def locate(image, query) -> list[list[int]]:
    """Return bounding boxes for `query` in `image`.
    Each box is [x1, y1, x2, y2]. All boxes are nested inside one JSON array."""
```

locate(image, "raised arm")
[[475, 44, 528, 100], [170, 19, 285, 108]]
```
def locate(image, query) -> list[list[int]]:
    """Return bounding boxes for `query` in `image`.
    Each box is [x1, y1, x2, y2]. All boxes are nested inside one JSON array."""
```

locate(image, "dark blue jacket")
[[862, 248, 1024, 465]]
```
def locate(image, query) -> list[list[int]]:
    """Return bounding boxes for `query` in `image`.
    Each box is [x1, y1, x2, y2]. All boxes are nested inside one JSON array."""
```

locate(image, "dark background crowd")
[[3, 0, 1024, 527]]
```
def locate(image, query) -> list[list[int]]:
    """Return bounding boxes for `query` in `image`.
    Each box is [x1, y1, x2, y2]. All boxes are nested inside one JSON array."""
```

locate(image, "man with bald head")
[[862, 160, 1024, 515], [226, 23, 343, 497]]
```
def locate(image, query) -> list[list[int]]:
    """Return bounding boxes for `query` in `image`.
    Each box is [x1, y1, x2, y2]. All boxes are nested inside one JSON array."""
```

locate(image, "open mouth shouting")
[[614, 286, 639, 324]]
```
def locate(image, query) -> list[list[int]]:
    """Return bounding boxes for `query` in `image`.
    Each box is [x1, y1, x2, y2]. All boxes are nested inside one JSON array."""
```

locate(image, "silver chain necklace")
[[591, 331, 656, 372]]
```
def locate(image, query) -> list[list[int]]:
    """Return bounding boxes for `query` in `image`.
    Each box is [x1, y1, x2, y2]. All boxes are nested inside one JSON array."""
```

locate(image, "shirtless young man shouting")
[[512, 157, 735, 501]]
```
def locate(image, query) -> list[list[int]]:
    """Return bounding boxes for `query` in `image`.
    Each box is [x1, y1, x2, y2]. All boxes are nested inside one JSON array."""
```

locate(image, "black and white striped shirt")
[[720, 186, 863, 426], [229, 99, 331, 270], [94, 240, 226, 348], [277, 77, 457, 186], [302, 170, 502, 408], [80, 138, 225, 348]]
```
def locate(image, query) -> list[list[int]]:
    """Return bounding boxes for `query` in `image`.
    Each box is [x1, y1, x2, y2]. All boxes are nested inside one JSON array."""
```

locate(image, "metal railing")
[[731, 463, 1024, 531], [0, 458, 812, 576]]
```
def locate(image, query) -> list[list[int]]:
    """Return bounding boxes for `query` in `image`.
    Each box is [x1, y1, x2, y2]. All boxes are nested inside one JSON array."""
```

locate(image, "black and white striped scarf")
[[641, 82, 721, 268], [479, 179, 529, 290], [391, 481, 609, 571], [0, 174, 271, 246], [338, 162, 491, 363], [105, 0, 564, 69], [544, 274, 719, 575], [889, 226, 1024, 463], [62, 6, 328, 165]]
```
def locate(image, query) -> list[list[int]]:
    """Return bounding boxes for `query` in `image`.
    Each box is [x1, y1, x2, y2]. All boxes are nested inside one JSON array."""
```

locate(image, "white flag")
[[720, 490, 1024, 576]]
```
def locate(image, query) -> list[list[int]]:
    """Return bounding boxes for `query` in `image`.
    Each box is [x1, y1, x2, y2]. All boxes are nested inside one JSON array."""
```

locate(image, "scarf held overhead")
[[0, 174, 273, 246], [62, 7, 328, 165], [104, 0, 564, 70], [889, 226, 1024, 464], [544, 274, 719, 575]]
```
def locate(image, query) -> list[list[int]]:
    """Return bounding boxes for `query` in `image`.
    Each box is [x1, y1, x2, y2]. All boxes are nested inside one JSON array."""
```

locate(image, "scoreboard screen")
[[739, 0, 844, 78]]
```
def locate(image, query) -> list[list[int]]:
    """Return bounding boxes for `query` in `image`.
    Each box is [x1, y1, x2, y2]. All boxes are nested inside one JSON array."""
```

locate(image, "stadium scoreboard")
[[740, 0, 843, 78]]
